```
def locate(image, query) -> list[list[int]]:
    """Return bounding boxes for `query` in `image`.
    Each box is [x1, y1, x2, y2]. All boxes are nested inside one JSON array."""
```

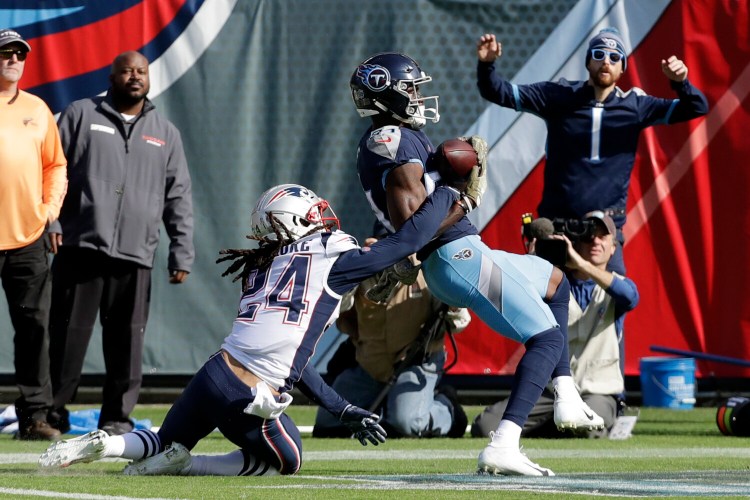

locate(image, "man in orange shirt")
[[0, 29, 67, 440]]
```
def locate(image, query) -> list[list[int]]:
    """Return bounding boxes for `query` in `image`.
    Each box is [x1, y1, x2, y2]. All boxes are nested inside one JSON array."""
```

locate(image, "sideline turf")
[[1, 406, 748, 499]]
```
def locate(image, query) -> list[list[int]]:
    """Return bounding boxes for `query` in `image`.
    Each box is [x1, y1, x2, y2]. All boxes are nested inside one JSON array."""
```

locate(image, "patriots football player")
[[351, 52, 604, 476], [39, 182, 464, 476]]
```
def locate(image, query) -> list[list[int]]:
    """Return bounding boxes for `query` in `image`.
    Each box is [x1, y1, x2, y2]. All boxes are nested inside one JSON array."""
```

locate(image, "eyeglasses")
[[590, 49, 623, 64], [0, 49, 28, 61]]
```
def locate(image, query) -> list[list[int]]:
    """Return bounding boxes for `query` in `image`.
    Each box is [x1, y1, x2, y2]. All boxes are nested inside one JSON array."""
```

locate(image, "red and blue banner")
[[460, 0, 750, 379], [0, 0, 747, 380]]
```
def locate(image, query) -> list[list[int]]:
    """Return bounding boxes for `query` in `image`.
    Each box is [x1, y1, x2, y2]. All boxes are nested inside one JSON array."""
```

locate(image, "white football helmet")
[[250, 184, 340, 241]]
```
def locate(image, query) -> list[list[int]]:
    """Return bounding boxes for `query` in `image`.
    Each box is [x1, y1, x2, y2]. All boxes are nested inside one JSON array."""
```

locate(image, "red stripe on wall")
[[23, 0, 187, 89], [449, 0, 750, 378]]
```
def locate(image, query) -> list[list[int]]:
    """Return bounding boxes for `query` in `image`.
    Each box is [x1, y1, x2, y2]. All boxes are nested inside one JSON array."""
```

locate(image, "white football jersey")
[[221, 231, 359, 391]]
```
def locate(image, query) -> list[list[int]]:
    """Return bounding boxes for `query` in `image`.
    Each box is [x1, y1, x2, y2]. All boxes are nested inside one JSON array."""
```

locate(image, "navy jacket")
[[477, 61, 709, 228]]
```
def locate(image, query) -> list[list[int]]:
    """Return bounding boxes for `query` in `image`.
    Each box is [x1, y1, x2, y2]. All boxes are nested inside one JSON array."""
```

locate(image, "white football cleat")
[[123, 443, 191, 476], [477, 443, 554, 476], [553, 386, 605, 431], [38, 429, 108, 468]]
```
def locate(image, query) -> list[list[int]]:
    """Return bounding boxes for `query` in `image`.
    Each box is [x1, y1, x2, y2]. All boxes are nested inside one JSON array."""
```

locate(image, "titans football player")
[[40, 183, 465, 476], [351, 52, 604, 476]]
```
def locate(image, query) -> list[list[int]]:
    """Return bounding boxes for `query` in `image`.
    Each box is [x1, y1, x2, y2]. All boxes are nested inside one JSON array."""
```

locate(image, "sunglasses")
[[590, 49, 623, 64], [0, 49, 28, 61]]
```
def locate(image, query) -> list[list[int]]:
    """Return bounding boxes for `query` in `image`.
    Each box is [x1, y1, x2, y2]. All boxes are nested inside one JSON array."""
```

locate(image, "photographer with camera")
[[472, 211, 639, 438]]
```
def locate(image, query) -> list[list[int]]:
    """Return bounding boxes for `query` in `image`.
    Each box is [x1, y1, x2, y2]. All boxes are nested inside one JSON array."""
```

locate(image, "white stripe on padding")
[[624, 58, 750, 243], [149, 0, 239, 98], [477, 253, 503, 312], [464, 0, 672, 231]]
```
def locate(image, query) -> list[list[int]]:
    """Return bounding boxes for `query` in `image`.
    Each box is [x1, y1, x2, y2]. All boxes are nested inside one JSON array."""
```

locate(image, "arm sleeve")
[[607, 275, 640, 315], [296, 364, 349, 418], [639, 79, 709, 126], [666, 78, 709, 123], [476, 60, 553, 116], [162, 128, 195, 272], [327, 186, 459, 294]]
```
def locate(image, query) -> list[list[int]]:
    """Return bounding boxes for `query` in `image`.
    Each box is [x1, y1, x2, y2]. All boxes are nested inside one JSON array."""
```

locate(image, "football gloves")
[[459, 135, 488, 172], [364, 258, 421, 304], [339, 404, 387, 446], [457, 135, 488, 213]]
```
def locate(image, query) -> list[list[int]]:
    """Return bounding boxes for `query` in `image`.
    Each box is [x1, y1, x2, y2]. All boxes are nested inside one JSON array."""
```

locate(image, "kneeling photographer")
[[472, 211, 639, 438]]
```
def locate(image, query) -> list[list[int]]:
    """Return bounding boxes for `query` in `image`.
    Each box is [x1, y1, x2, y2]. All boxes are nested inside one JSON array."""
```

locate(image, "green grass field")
[[1, 405, 749, 499]]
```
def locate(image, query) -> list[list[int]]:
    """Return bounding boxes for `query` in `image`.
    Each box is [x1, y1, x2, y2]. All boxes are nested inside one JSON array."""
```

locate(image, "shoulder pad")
[[366, 126, 402, 160], [324, 231, 360, 258]]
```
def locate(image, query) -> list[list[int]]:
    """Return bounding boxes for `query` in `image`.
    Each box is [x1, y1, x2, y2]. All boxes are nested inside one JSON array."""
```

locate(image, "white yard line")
[[0, 487, 183, 500], [6, 447, 750, 464]]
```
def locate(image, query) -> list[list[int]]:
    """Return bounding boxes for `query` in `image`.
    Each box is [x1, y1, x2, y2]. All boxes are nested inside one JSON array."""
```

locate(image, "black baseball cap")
[[0, 29, 31, 52]]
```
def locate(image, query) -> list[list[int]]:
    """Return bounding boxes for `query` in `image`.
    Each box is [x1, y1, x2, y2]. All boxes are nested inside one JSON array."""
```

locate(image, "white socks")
[[105, 430, 161, 460], [490, 419, 522, 448]]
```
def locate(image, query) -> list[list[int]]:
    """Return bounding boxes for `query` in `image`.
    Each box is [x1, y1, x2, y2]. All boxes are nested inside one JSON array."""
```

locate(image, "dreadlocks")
[[217, 214, 332, 289]]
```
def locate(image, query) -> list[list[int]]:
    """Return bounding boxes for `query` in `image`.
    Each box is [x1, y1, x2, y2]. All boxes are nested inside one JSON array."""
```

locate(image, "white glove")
[[445, 307, 471, 333], [243, 382, 293, 420]]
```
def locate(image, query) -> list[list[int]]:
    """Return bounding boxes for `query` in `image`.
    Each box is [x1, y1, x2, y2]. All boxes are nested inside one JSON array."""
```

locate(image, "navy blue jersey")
[[477, 61, 709, 227], [356, 124, 477, 258]]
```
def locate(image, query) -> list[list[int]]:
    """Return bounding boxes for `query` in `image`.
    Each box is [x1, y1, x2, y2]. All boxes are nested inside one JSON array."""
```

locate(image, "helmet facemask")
[[368, 75, 439, 129], [350, 53, 440, 129], [250, 184, 340, 244]]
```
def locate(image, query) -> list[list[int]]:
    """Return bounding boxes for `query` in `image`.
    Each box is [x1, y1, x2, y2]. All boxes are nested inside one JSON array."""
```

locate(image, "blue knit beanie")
[[586, 27, 627, 71]]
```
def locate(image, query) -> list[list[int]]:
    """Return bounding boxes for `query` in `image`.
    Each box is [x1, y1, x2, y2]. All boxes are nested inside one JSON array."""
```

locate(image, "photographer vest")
[[567, 278, 624, 396]]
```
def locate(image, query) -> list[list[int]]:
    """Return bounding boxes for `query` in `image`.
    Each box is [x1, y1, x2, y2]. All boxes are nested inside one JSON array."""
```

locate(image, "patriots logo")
[[357, 64, 390, 92], [452, 248, 473, 260], [269, 186, 310, 203]]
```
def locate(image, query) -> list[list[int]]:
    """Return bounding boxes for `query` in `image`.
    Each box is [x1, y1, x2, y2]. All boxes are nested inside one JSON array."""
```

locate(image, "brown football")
[[435, 139, 477, 184]]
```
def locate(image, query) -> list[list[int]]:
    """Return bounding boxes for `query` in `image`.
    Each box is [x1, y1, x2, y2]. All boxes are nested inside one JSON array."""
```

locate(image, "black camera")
[[550, 218, 598, 243], [521, 214, 598, 267]]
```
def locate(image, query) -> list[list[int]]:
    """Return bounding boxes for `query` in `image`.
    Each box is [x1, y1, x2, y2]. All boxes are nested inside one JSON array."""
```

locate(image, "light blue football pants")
[[422, 235, 558, 343]]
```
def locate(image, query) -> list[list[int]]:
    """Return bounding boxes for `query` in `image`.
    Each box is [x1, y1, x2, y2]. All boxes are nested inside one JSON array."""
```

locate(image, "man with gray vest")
[[472, 211, 639, 438]]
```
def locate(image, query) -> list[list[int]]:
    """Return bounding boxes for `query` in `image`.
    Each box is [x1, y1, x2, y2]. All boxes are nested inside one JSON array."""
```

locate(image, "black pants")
[[0, 236, 54, 425], [49, 248, 151, 426]]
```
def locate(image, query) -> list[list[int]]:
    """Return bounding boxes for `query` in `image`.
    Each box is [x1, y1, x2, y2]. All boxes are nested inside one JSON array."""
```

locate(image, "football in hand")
[[434, 139, 478, 187]]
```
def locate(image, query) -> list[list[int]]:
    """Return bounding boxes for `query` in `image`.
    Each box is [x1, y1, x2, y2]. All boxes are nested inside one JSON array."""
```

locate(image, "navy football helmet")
[[350, 52, 439, 129]]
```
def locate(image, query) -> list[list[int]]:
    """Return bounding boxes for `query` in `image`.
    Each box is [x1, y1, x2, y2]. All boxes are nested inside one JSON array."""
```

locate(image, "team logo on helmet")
[[268, 185, 311, 203], [356, 64, 391, 92], [452, 248, 473, 260]]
